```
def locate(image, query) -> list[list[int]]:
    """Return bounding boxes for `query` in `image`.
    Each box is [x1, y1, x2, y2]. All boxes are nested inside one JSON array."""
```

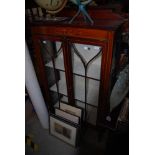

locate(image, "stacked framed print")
[[50, 101, 83, 147], [59, 102, 83, 121], [55, 108, 80, 124]]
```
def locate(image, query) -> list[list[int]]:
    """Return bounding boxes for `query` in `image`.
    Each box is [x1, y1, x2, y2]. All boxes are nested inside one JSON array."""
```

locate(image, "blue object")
[[69, 0, 94, 25]]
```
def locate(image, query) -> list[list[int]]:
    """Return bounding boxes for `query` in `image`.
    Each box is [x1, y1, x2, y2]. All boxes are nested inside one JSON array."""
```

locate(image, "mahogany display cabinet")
[[30, 9, 124, 129]]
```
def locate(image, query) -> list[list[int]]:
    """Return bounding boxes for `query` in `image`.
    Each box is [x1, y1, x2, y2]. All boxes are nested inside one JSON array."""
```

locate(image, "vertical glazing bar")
[[84, 66, 87, 121], [63, 40, 75, 105]]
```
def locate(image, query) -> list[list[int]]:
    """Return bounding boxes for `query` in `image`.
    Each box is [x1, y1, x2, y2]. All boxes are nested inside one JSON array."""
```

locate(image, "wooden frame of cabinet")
[[30, 9, 124, 129]]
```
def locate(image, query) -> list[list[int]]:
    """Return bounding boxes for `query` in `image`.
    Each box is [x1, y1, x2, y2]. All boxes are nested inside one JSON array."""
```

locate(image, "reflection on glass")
[[45, 41, 65, 71], [50, 71, 67, 96], [60, 96, 68, 103]]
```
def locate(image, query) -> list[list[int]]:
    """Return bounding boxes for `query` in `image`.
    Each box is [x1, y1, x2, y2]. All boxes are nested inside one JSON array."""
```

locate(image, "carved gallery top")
[[30, 9, 124, 31]]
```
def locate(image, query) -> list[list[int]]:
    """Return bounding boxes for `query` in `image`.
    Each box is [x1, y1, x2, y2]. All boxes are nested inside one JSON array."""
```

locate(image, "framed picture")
[[55, 108, 80, 125], [50, 114, 79, 146], [60, 102, 83, 119]]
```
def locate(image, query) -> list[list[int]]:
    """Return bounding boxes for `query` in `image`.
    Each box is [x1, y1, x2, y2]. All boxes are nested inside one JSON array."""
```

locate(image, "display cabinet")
[[30, 9, 124, 129]]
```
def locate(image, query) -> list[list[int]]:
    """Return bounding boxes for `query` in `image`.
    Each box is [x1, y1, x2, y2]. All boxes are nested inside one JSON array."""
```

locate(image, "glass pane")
[[87, 79, 100, 106], [44, 41, 65, 71], [71, 43, 102, 79], [50, 71, 67, 96], [73, 75, 100, 106], [40, 40, 68, 107], [87, 55, 102, 79], [60, 96, 68, 103], [73, 75, 85, 102]]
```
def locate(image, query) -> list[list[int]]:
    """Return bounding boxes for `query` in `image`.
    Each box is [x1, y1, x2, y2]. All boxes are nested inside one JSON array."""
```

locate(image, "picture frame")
[[60, 102, 83, 120], [50, 114, 79, 147], [55, 108, 80, 125]]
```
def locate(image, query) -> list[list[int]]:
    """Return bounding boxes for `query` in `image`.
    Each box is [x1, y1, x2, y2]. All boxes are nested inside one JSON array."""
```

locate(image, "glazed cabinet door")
[[32, 35, 113, 127], [32, 36, 72, 112], [67, 39, 107, 125]]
